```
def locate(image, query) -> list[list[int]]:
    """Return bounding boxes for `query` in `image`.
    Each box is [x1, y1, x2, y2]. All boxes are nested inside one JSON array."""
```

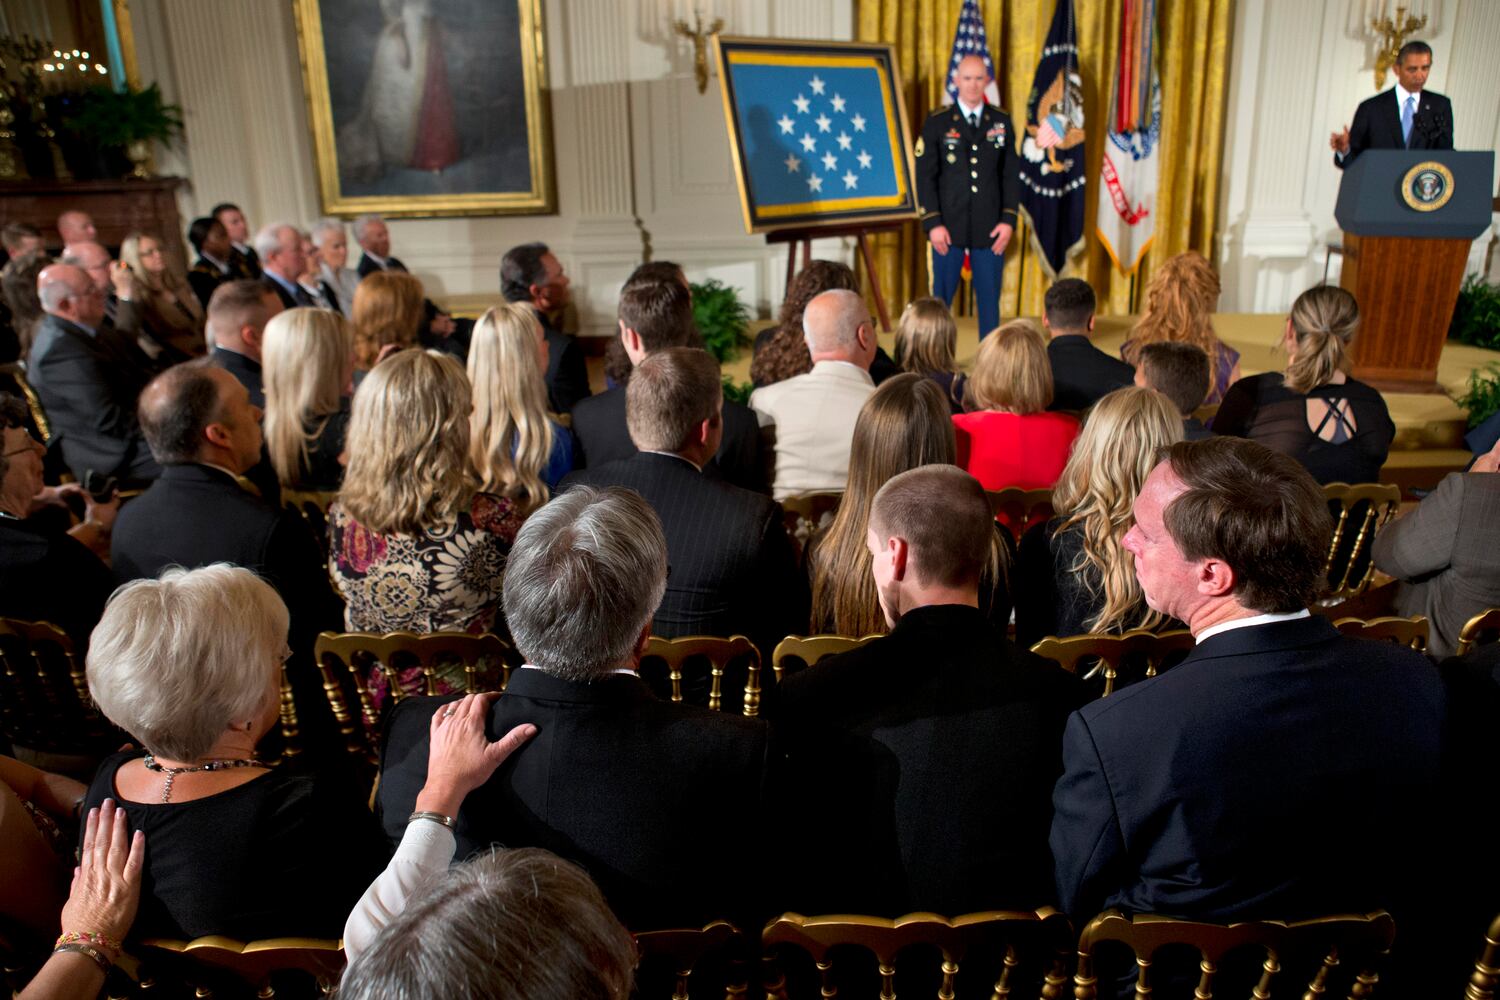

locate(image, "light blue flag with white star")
[[715, 38, 916, 231]]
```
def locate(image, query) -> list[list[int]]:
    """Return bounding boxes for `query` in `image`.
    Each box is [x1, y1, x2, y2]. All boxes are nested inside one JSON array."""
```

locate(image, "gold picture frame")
[[292, 0, 554, 218]]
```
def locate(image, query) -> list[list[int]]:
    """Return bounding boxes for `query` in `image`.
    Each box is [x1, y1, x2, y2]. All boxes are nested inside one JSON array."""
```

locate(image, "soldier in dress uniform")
[[915, 54, 1019, 340]]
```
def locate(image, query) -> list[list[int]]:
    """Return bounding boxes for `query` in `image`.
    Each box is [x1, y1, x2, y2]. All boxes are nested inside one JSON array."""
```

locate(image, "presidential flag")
[[716, 39, 914, 231], [1097, 0, 1161, 275], [944, 0, 1000, 107], [1018, 0, 1087, 279]]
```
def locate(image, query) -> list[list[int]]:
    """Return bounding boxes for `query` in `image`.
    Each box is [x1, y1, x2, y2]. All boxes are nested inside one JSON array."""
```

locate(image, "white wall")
[[1218, 0, 1500, 313], [127, 0, 854, 336]]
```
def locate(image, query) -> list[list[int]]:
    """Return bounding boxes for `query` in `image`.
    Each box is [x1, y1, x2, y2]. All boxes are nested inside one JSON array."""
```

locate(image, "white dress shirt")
[[1195, 608, 1311, 644]]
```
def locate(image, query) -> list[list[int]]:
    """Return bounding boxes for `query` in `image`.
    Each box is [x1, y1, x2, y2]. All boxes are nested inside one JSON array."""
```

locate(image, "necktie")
[[968, 111, 979, 130], [293, 284, 317, 308], [1401, 95, 1415, 145]]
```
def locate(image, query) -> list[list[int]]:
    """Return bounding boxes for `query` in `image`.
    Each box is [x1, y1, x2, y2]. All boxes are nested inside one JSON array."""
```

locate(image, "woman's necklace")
[[142, 754, 263, 803]]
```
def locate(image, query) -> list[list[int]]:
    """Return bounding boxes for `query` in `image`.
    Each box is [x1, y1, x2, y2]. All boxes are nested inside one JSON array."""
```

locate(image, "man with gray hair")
[[355, 213, 462, 351], [255, 223, 314, 309], [376, 484, 781, 930], [749, 288, 878, 499], [28, 263, 160, 485], [562, 348, 805, 657]]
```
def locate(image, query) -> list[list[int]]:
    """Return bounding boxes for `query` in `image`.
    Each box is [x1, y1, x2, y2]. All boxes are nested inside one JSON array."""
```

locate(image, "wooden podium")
[[1335, 150, 1494, 392]]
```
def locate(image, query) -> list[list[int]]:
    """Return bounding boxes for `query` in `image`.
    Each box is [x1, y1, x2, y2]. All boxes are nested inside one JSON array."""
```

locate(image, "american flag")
[[944, 0, 1001, 107]]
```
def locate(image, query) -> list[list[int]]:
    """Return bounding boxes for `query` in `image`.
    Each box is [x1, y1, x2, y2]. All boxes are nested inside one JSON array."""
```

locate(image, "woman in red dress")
[[953, 319, 1080, 493]]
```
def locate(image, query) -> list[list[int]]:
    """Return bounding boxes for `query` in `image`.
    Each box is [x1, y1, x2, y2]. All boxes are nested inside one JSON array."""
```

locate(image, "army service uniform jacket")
[[915, 103, 1021, 248]]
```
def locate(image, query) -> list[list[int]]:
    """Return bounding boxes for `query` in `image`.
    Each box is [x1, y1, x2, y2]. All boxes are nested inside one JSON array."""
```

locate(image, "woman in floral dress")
[[328, 349, 522, 705]]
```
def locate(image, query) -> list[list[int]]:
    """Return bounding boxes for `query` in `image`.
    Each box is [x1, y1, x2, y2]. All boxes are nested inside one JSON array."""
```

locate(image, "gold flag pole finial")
[[673, 9, 724, 94]]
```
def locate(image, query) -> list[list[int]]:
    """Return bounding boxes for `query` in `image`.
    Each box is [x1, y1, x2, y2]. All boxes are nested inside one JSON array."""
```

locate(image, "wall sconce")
[[1365, 0, 1436, 90], [674, 9, 724, 94]]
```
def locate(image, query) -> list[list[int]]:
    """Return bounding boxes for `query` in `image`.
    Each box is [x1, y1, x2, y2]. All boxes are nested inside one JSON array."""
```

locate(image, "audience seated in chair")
[[1213, 285, 1394, 485], [468, 302, 576, 513], [119, 232, 206, 362], [572, 271, 765, 492], [1049, 437, 1443, 981], [1120, 251, 1240, 406], [0, 394, 116, 651], [350, 270, 427, 378], [3, 248, 51, 361], [751, 289, 879, 500], [376, 486, 781, 931], [563, 348, 805, 658], [953, 319, 1079, 493], [82, 565, 386, 941], [206, 279, 280, 410], [1134, 341, 1214, 441], [1014, 387, 1183, 647], [28, 263, 160, 487], [751, 260, 851, 390], [185, 216, 235, 310], [211, 202, 261, 279], [329, 350, 521, 703], [893, 297, 967, 414], [255, 223, 316, 311], [352, 215, 464, 353], [1043, 277, 1134, 413], [309, 218, 359, 319], [778, 465, 1083, 916], [809, 373, 1010, 637], [262, 307, 352, 492], [499, 242, 591, 413], [1372, 437, 1500, 659]]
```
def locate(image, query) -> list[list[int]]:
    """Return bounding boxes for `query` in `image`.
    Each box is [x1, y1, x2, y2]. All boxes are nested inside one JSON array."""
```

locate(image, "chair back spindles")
[[1029, 629, 1195, 698], [0, 618, 122, 756], [1465, 912, 1500, 1000], [1456, 607, 1500, 657], [633, 921, 746, 1000], [1320, 483, 1400, 602], [640, 635, 762, 717], [770, 634, 882, 684], [1332, 615, 1428, 652]]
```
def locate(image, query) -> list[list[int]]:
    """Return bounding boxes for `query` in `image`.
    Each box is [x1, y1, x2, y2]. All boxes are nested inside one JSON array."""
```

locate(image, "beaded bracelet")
[[57, 931, 122, 954], [54, 942, 112, 973]]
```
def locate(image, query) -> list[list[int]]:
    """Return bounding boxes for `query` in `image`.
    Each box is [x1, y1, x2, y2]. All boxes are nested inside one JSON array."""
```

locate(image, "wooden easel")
[[765, 220, 909, 332]]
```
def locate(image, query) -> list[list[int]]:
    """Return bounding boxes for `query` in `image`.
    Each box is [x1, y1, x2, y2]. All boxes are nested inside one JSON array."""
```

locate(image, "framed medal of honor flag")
[[712, 36, 919, 233], [293, 0, 555, 218]]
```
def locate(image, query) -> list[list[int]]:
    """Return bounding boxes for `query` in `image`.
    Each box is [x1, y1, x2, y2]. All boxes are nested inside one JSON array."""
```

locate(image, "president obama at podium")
[[1330, 40, 1453, 168]]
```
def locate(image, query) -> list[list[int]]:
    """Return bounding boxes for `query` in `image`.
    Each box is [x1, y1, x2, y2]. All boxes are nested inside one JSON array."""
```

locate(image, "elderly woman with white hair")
[[81, 564, 387, 941], [310, 218, 359, 319]]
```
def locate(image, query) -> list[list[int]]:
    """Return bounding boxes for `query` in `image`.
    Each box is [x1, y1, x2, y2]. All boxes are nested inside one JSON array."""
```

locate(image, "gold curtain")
[[855, 0, 1233, 320]]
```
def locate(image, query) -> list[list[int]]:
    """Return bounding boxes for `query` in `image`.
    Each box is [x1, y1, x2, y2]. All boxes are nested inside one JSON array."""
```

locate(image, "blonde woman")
[[1014, 386, 1183, 646], [953, 319, 1079, 492], [262, 307, 354, 491], [1213, 284, 1393, 484], [119, 232, 205, 360], [329, 350, 523, 704], [893, 297, 966, 414], [350, 270, 426, 373], [1120, 251, 1241, 405], [466, 303, 575, 515]]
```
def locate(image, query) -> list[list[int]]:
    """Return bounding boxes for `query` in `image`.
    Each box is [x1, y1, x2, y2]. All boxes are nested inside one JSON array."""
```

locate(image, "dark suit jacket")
[[1050, 615, 1444, 926], [261, 272, 310, 310], [27, 313, 161, 485], [777, 604, 1082, 915], [534, 309, 591, 413], [570, 387, 767, 493], [210, 346, 264, 409], [376, 669, 781, 929], [0, 516, 115, 653], [561, 452, 806, 657], [110, 464, 342, 744], [355, 253, 389, 281], [1336, 88, 1453, 168], [1047, 334, 1135, 413]]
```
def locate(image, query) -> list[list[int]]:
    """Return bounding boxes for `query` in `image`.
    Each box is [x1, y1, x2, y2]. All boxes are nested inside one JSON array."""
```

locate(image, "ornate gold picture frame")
[[292, 0, 554, 218]]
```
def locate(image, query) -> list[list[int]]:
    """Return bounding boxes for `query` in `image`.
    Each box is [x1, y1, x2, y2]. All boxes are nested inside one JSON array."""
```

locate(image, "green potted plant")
[[56, 83, 184, 179], [1449, 274, 1500, 351], [690, 278, 751, 364]]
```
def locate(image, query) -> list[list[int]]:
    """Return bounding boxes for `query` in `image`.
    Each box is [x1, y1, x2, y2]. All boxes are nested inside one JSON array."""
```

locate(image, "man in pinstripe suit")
[[561, 348, 806, 659]]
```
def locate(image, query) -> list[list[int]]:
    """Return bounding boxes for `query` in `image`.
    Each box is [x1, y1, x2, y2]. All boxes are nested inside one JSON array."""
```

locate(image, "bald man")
[[914, 54, 1019, 339], [748, 289, 878, 499], [28, 264, 160, 485], [56, 210, 97, 247]]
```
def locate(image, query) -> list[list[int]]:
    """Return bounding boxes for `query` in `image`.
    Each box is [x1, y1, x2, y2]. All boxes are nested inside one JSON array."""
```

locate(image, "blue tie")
[[1401, 95, 1415, 146]]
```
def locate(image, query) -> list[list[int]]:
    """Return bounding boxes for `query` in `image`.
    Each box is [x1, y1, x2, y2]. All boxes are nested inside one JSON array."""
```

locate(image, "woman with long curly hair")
[[749, 260, 858, 388], [809, 373, 1009, 636], [467, 302, 574, 516], [1120, 251, 1240, 405], [1014, 386, 1183, 645]]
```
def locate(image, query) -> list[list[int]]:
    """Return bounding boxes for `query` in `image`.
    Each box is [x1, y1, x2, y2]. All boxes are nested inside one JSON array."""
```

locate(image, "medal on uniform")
[[947, 153, 956, 163]]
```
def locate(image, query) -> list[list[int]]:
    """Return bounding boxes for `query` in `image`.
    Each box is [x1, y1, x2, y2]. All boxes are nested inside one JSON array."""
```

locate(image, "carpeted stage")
[[715, 312, 1495, 494]]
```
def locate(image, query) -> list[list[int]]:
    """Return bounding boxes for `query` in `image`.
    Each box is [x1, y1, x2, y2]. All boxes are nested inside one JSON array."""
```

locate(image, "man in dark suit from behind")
[[206, 279, 282, 410], [376, 486, 781, 930], [562, 348, 806, 659], [110, 361, 342, 749], [777, 465, 1081, 915], [28, 263, 161, 487], [500, 242, 592, 413], [1043, 277, 1134, 413], [1331, 40, 1453, 168], [572, 272, 766, 492], [1134, 341, 1213, 440], [1050, 437, 1444, 990]]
